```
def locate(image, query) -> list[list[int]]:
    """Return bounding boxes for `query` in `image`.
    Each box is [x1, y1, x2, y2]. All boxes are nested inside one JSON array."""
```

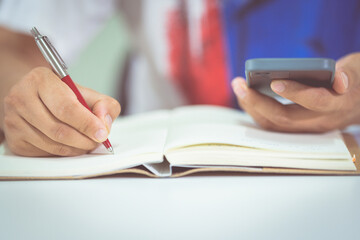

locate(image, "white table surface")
[[0, 175, 359, 240], [1, 126, 360, 240]]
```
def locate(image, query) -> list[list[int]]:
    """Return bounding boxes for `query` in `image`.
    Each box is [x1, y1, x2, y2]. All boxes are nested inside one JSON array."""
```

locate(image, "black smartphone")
[[245, 58, 336, 97]]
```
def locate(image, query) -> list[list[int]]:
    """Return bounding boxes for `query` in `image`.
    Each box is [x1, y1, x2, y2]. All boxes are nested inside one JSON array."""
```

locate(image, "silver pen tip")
[[30, 27, 41, 38], [108, 146, 114, 154]]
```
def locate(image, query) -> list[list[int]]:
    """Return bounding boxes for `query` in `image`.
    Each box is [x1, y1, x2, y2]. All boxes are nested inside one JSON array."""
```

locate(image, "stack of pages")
[[0, 105, 357, 179]]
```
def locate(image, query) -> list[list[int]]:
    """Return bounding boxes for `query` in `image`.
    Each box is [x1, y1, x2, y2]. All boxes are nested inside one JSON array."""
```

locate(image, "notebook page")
[[165, 145, 355, 171], [164, 105, 350, 156], [0, 110, 170, 178]]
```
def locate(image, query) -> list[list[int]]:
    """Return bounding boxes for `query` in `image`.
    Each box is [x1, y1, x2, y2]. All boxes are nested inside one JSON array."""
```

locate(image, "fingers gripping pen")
[[30, 27, 114, 154]]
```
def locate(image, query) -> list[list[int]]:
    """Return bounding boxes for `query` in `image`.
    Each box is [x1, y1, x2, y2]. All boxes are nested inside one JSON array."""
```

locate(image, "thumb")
[[332, 69, 349, 94], [92, 98, 121, 132], [78, 86, 121, 132]]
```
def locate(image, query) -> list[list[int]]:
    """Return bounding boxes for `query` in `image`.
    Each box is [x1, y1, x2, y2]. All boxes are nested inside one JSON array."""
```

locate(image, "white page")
[[164, 105, 355, 171], [164, 105, 349, 155], [0, 110, 170, 178], [166, 145, 355, 171]]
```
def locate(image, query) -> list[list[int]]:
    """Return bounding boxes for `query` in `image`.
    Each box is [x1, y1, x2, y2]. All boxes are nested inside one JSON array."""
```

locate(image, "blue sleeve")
[[221, 0, 360, 107], [222, 0, 360, 78]]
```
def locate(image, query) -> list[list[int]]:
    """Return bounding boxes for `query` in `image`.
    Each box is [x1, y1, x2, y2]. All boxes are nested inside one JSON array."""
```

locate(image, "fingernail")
[[105, 114, 112, 130], [341, 72, 349, 90], [95, 129, 108, 142], [271, 81, 285, 93], [232, 78, 247, 99]]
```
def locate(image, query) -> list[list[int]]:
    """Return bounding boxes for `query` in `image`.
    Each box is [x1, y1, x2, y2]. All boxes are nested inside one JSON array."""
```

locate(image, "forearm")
[[0, 29, 47, 132], [0, 49, 31, 124]]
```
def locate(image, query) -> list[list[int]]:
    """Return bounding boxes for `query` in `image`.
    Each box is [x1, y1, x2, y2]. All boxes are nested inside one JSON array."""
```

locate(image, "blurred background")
[[69, 14, 128, 99], [0, 0, 359, 115]]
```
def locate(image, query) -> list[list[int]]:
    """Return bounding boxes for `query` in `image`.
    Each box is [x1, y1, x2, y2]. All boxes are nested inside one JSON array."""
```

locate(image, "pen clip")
[[43, 36, 68, 71]]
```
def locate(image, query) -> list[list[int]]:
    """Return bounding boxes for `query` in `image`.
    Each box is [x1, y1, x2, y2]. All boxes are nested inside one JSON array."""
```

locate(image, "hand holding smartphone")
[[245, 58, 336, 97]]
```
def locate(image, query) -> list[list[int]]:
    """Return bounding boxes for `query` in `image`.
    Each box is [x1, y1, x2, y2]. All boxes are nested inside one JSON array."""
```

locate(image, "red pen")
[[30, 27, 114, 154]]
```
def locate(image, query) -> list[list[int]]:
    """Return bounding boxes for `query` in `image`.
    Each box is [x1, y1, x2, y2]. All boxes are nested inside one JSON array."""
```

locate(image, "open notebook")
[[0, 105, 358, 179]]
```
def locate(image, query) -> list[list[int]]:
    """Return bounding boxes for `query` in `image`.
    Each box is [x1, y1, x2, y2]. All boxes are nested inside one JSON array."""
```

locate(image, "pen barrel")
[[61, 75, 91, 111], [33, 33, 68, 78], [61, 75, 113, 151], [103, 139, 112, 149]]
